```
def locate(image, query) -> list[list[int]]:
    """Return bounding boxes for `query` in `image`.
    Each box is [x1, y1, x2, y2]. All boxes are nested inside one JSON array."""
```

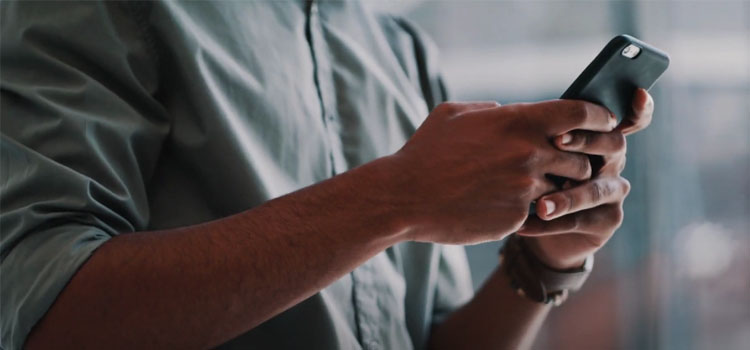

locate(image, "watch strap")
[[500, 234, 593, 305]]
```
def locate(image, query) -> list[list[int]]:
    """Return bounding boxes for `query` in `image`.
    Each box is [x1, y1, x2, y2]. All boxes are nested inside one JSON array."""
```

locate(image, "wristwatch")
[[499, 234, 594, 306]]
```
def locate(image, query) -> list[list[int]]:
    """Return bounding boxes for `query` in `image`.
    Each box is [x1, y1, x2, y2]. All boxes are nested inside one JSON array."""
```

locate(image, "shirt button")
[[326, 113, 335, 121]]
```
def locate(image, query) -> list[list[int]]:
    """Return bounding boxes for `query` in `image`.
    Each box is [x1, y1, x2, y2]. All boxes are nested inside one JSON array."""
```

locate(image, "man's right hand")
[[21, 95, 615, 350], [386, 100, 617, 245]]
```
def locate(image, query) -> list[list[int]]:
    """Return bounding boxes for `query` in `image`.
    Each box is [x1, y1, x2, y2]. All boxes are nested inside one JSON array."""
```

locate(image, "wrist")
[[343, 155, 415, 244], [522, 237, 587, 270], [499, 234, 593, 305]]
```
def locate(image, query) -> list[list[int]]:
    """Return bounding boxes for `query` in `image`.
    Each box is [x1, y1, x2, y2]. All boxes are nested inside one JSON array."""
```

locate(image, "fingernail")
[[544, 199, 556, 215], [560, 133, 573, 145]]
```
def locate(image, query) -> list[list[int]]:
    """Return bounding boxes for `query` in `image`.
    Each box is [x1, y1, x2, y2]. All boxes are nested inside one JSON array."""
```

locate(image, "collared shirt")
[[0, 1, 474, 349]]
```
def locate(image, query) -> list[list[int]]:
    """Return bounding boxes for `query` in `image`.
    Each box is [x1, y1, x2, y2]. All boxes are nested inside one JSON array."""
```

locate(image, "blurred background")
[[370, 1, 749, 349]]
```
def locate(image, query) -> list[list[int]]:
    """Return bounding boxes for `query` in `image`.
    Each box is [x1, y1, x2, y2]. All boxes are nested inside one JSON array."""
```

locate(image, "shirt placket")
[[306, 0, 348, 176], [350, 261, 384, 350], [306, 2, 384, 350]]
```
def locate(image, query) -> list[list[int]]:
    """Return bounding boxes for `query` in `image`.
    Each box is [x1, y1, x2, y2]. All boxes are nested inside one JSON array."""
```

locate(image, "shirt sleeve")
[[0, 1, 168, 348]]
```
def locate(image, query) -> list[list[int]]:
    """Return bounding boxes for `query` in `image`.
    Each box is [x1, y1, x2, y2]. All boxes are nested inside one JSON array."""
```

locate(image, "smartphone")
[[561, 34, 670, 121], [532, 35, 670, 215]]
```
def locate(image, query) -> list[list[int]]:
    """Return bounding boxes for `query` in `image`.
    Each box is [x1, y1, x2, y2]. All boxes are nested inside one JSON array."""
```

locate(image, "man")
[[0, 1, 653, 349]]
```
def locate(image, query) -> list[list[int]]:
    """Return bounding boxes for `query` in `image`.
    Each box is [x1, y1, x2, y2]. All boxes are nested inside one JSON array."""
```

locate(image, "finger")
[[517, 204, 623, 236], [527, 176, 559, 216], [436, 101, 501, 117], [543, 150, 592, 181], [529, 99, 617, 134], [554, 130, 626, 156], [535, 177, 630, 221], [615, 88, 653, 135], [529, 177, 561, 206]]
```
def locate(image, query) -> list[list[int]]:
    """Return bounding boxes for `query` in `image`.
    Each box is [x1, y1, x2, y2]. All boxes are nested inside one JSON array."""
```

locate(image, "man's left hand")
[[517, 88, 654, 270]]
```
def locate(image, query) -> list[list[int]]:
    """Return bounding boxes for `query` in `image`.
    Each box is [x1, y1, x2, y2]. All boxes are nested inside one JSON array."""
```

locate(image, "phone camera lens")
[[622, 44, 641, 59]]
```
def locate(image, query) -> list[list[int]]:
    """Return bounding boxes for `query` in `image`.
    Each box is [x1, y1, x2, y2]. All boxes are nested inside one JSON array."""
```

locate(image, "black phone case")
[[561, 34, 670, 121]]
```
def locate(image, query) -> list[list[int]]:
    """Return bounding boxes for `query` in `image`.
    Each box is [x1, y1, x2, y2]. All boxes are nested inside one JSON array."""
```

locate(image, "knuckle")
[[579, 156, 593, 178], [602, 180, 616, 198], [620, 177, 632, 197], [589, 181, 605, 203], [563, 191, 576, 212], [612, 205, 625, 228], [618, 155, 628, 173], [505, 106, 534, 129], [571, 102, 589, 125], [528, 177, 545, 193], [518, 147, 543, 171], [501, 102, 522, 115], [516, 176, 538, 196], [435, 102, 461, 116], [612, 133, 627, 153], [502, 103, 530, 121], [605, 180, 617, 197], [616, 206, 625, 223]]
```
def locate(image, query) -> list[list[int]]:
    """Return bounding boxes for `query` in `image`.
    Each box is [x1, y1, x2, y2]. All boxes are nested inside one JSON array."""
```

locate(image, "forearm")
[[26, 156, 407, 350], [428, 267, 551, 350]]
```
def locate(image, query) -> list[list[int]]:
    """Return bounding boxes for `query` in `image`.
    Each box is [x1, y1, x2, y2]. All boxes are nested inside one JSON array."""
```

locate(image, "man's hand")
[[387, 98, 617, 245], [517, 88, 655, 269]]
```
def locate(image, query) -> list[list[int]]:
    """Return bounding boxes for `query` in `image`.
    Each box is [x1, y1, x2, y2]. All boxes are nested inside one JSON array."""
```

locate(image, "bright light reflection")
[[676, 222, 735, 280]]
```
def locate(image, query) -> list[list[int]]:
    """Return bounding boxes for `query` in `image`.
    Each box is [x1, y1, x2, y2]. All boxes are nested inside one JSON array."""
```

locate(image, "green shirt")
[[0, 1, 473, 349]]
